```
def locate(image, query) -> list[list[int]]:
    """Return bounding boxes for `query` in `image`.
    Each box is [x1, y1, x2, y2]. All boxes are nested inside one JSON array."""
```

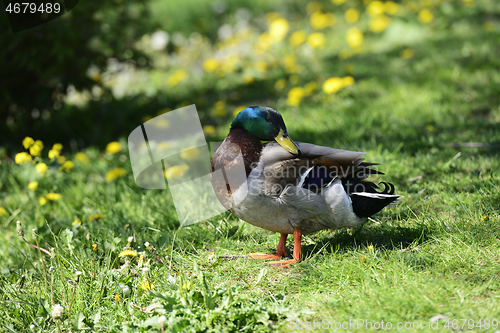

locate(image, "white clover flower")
[[158, 315, 167, 328], [127, 236, 134, 243], [151, 31, 169, 50], [144, 242, 150, 248], [122, 286, 131, 295], [75, 271, 82, 276], [167, 275, 176, 284], [143, 267, 150, 273], [51, 304, 63, 319]]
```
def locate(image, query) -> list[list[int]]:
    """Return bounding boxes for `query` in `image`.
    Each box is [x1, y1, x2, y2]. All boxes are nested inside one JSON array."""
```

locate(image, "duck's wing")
[[258, 142, 388, 196]]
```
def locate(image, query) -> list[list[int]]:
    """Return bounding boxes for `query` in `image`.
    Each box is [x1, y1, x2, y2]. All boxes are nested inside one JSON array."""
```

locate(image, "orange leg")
[[248, 233, 288, 260], [268, 228, 302, 268]]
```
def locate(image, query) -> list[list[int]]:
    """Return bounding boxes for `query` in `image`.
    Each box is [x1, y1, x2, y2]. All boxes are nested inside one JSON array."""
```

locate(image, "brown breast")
[[210, 129, 263, 210]]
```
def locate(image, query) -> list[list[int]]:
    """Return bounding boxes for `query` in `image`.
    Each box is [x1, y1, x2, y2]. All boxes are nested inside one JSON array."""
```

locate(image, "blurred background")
[[1, 0, 499, 153]]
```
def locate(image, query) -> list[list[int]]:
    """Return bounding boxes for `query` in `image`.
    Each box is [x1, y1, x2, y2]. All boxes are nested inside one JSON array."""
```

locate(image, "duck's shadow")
[[298, 224, 430, 258]]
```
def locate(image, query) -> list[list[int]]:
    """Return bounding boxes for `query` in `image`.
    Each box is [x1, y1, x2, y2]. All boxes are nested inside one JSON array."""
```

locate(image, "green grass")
[[2, 0, 500, 332]]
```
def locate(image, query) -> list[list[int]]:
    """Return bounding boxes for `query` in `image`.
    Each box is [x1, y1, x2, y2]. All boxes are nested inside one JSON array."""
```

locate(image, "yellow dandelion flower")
[[463, 0, 475, 7], [88, 214, 104, 221], [344, 8, 359, 23], [29, 140, 43, 157], [269, 18, 289, 42], [286, 87, 305, 106], [167, 69, 188, 87], [310, 12, 336, 30], [91, 73, 101, 82], [214, 101, 226, 117], [255, 61, 267, 73], [181, 282, 195, 291], [28, 181, 38, 191], [370, 15, 391, 32], [331, 0, 345, 4], [483, 21, 495, 32], [157, 108, 171, 116], [115, 294, 121, 303], [418, 9, 434, 23], [400, 48, 414, 59], [203, 58, 219, 72], [323, 77, 344, 94], [307, 32, 326, 49], [203, 125, 216, 135], [0, 207, 7, 216], [307, 1, 322, 13], [153, 118, 170, 129], [140, 280, 154, 291], [367, 1, 385, 17], [164, 165, 189, 180], [346, 28, 363, 48], [75, 152, 89, 163], [22, 137, 35, 149], [59, 161, 74, 172], [265, 12, 282, 23], [52, 143, 63, 152], [283, 55, 298, 73], [289, 30, 306, 47], [304, 81, 318, 95], [156, 142, 171, 151], [39, 197, 47, 206], [106, 141, 122, 154], [15, 152, 32, 164], [46, 193, 62, 201], [92, 243, 98, 251], [48, 149, 60, 159], [118, 250, 138, 257], [367, 245, 374, 250], [289, 75, 299, 85], [481, 215, 489, 221], [57, 156, 66, 164], [105, 167, 127, 183], [233, 105, 246, 118], [35, 162, 48, 176], [255, 32, 272, 54], [222, 54, 238, 73], [72, 218, 82, 226], [384, 1, 399, 15], [180, 147, 199, 161], [275, 79, 287, 91], [342, 76, 355, 87], [243, 74, 254, 84]]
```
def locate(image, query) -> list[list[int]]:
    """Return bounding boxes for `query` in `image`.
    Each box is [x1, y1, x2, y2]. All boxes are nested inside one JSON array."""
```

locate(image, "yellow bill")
[[275, 129, 302, 155]]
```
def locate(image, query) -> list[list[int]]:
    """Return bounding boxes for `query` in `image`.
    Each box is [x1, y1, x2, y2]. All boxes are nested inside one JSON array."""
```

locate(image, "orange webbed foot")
[[267, 229, 303, 269], [267, 258, 299, 269], [247, 233, 288, 260], [248, 253, 281, 260]]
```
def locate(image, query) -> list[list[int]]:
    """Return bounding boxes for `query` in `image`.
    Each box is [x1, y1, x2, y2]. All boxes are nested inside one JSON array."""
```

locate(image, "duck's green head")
[[231, 106, 302, 155]]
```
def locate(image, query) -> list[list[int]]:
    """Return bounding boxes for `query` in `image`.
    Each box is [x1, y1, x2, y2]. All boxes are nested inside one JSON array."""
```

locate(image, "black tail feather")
[[342, 179, 399, 218], [350, 192, 399, 218]]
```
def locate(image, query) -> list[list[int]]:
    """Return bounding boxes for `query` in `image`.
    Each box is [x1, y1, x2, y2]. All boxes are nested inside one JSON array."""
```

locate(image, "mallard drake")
[[210, 106, 399, 267]]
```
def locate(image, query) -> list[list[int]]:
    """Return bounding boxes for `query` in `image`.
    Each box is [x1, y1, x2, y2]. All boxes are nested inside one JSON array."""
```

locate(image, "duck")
[[210, 106, 399, 267]]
